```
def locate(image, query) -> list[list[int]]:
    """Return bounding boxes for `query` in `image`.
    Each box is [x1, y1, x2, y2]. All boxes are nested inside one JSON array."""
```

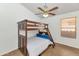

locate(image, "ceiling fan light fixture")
[[43, 13, 48, 17]]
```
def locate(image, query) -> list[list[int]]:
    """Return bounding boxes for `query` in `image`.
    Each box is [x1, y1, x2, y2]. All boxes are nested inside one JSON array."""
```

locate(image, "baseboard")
[[0, 48, 18, 56], [55, 42, 79, 50]]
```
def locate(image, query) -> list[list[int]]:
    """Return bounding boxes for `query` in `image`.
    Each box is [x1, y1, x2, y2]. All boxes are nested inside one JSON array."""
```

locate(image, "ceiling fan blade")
[[38, 7, 45, 12], [48, 7, 58, 12], [48, 13, 56, 15]]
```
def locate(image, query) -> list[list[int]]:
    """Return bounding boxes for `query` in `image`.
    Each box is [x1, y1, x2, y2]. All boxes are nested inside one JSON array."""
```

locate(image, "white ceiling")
[[22, 3, 79, 18]]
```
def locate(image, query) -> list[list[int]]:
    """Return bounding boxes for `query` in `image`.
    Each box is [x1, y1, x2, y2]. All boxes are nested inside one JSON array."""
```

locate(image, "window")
[[61, 17, 76, 38]]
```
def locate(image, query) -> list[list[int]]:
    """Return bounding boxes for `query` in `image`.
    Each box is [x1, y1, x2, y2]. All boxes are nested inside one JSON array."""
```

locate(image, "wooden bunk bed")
[[18, 19, 55, 56]]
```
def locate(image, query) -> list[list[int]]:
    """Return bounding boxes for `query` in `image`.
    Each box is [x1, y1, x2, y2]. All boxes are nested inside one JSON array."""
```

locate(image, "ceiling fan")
[[35, 4, 58, 18]]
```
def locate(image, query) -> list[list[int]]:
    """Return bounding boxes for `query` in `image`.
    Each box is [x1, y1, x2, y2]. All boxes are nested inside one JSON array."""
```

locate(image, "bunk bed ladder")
[[46, 27, 55, 48]]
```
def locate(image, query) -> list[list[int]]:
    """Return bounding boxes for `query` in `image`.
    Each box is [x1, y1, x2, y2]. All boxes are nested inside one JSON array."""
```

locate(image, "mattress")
[[27, 36, 53, 56]]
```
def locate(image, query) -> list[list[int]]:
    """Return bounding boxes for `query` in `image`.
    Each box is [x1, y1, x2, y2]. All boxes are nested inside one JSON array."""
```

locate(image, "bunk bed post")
[[24, 27, 27, 55], [18, 22, 20, 49], [23, 20, 28, 56]]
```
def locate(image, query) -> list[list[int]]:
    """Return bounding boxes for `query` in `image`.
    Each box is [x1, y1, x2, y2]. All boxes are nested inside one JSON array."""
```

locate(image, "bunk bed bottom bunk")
[[27, 36, 53, 56]]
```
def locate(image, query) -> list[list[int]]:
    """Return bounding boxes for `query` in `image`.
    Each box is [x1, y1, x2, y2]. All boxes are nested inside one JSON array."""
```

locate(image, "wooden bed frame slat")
[[27, 28, 39, 30], [27, 24, 38, 27]]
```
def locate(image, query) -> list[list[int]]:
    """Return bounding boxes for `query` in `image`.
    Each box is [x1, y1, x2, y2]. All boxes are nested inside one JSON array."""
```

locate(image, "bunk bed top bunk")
[[18, 19, 55, 56]]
